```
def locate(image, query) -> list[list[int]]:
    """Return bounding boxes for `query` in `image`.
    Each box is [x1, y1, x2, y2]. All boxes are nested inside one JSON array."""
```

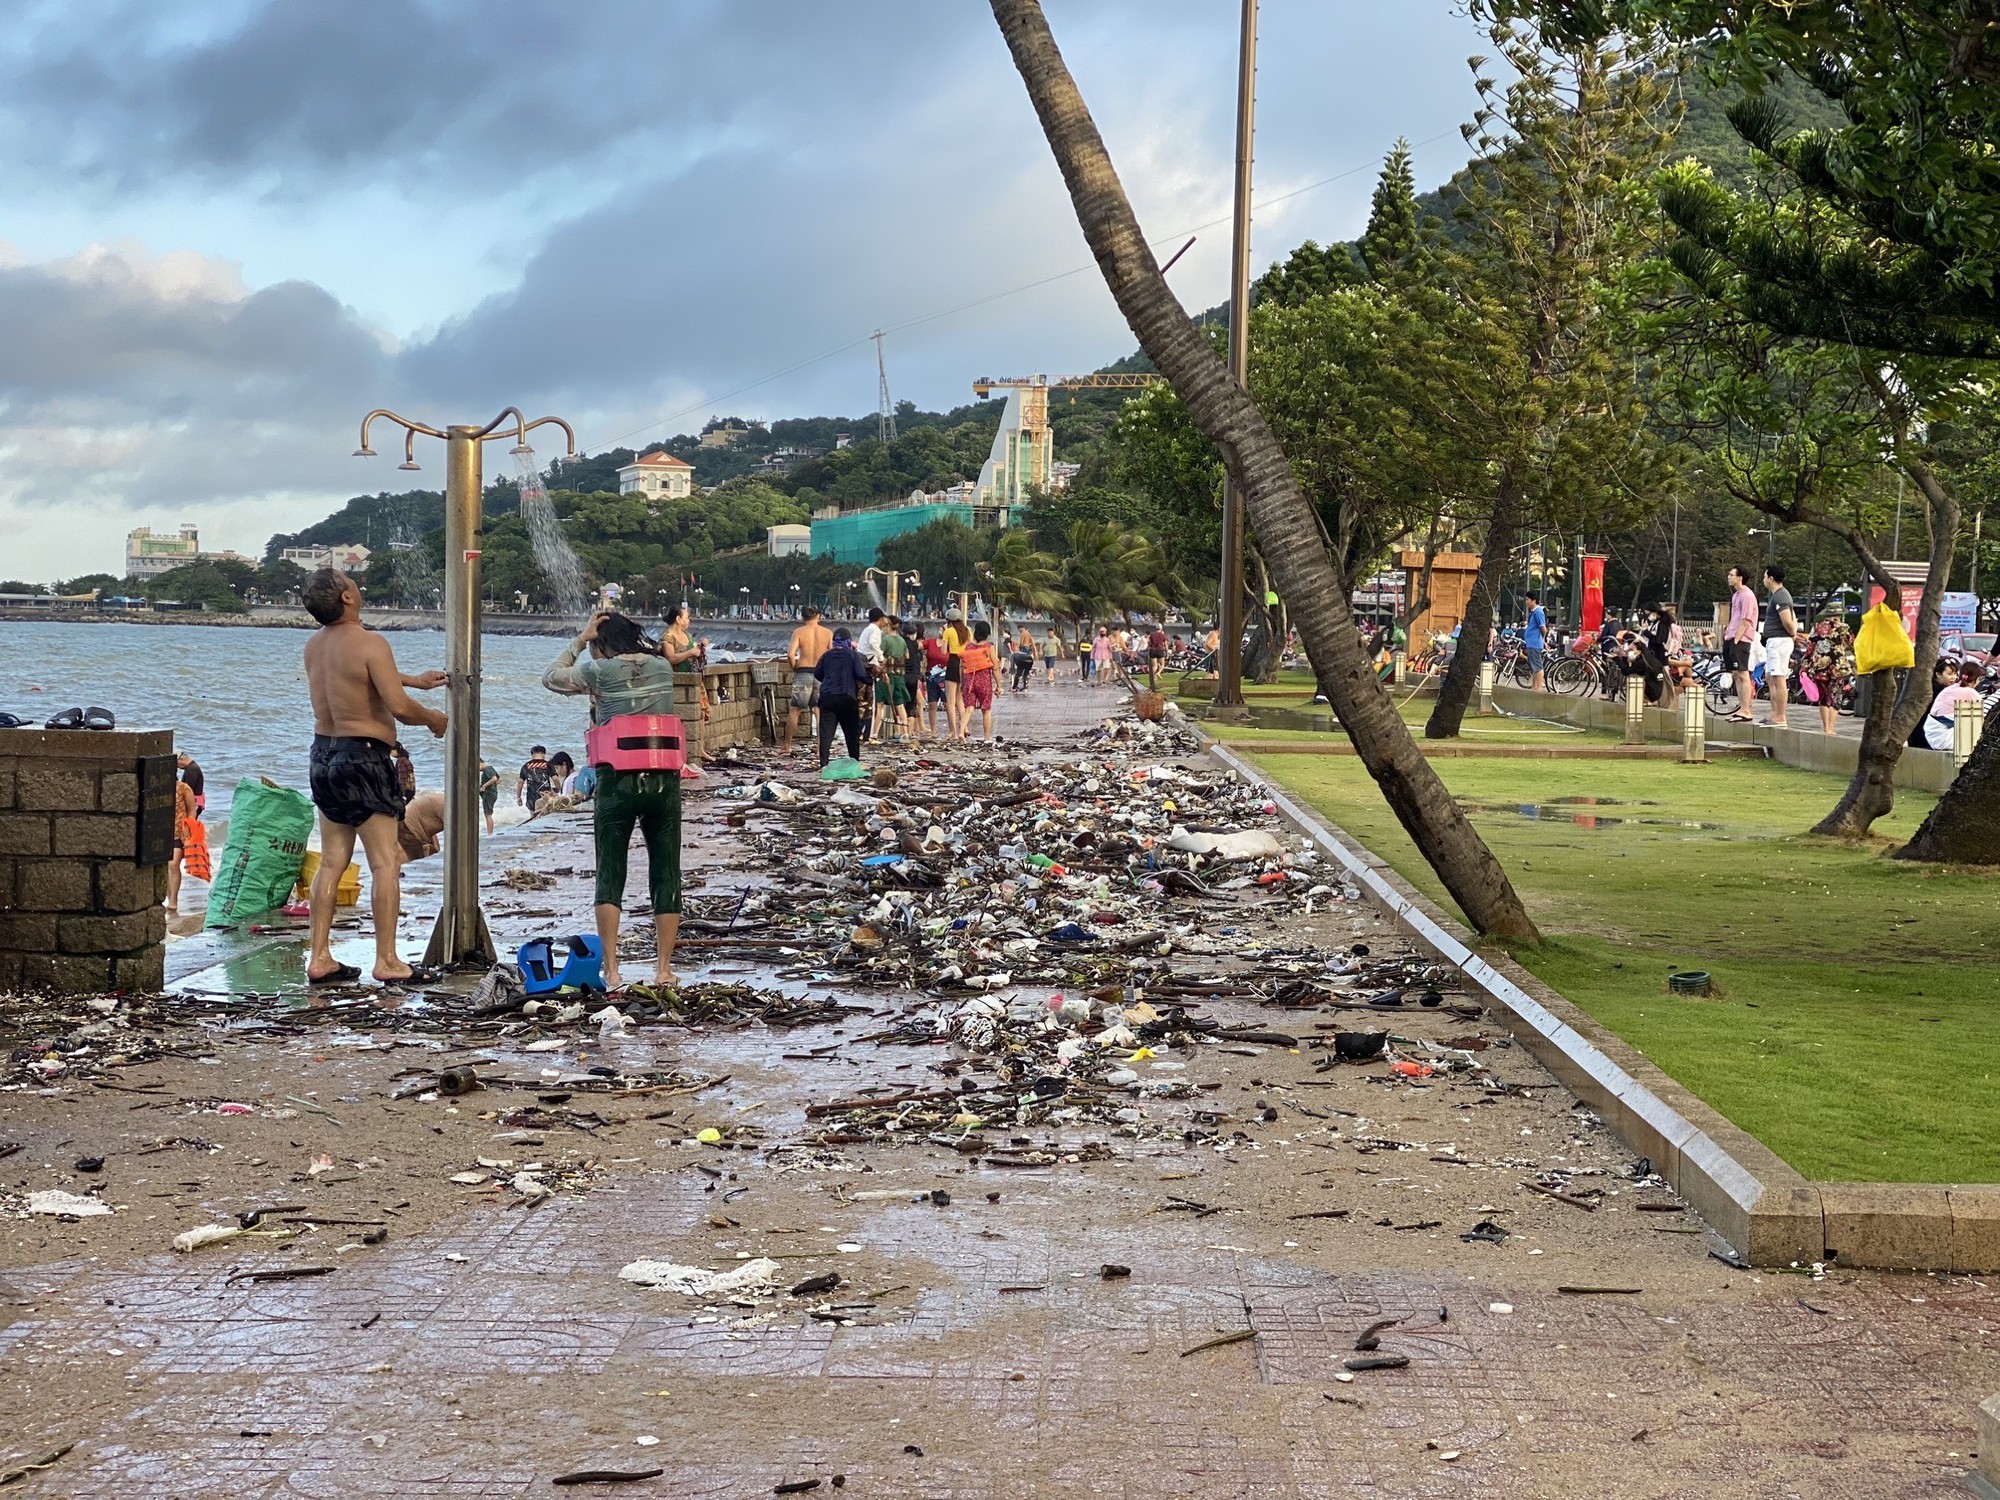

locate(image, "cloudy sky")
[[0, 0, 1493, 582]]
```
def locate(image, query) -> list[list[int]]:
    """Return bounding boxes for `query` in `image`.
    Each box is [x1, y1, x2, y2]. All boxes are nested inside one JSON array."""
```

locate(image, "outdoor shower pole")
[[1215, 0, 1257, 712], [428, 425, 492, 969], [355, 407, 577, 971]]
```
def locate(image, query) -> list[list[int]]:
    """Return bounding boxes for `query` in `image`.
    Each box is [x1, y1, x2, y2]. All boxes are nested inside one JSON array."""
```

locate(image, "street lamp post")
[[355, 406, 575, 970], [1215, 0, 1258, 713]]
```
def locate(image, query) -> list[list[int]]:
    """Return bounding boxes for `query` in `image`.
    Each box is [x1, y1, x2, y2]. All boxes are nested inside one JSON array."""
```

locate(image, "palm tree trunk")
[[1426, 469, 1517, 739], [988, 0, 1540, 942]]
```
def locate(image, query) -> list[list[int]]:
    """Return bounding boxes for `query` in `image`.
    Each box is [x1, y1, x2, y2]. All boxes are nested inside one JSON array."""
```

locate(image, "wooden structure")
[[1396, 551, 1485, 640]]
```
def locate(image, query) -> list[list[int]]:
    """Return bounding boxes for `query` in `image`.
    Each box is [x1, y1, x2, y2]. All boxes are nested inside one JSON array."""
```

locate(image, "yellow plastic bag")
[[1854, 603, 1915, 674]]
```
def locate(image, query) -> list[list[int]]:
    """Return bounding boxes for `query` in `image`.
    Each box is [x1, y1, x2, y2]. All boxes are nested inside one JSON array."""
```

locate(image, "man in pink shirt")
[[1724, 565, 1758, 722]]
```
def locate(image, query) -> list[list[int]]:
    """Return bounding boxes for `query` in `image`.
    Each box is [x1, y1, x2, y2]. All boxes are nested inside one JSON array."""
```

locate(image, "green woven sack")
[[204, 778, 314, 928]]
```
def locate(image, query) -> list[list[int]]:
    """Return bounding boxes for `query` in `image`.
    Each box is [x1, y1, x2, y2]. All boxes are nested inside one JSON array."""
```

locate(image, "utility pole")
[[873, 331, 897, 445], [1216, 0, 1257, 712]]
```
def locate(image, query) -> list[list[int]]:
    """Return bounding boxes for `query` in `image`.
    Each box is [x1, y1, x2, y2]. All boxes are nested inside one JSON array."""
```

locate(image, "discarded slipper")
[[0, 713, 25, 728], [44, 706, 84, 730], [1365, 987, 1407, 1008], [83, 706, 116, 730], [307, 963, 362, 987]]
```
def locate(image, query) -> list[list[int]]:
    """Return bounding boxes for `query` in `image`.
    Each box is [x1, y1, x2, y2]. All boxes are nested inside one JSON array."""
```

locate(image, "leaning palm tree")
[[988, 0, 1538, 941], [984, 528, 1071, 641]]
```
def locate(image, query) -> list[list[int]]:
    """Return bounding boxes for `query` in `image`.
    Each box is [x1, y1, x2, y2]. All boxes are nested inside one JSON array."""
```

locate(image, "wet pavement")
[[3, 676, 1996, 1498]]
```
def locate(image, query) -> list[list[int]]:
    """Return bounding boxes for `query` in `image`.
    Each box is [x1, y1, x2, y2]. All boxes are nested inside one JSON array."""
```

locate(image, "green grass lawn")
[[1201, 700, 1622, 747], [1245, 751, 2000, 1183]]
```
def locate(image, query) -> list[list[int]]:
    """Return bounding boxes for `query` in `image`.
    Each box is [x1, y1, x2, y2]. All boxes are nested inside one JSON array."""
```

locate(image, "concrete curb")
[[1205, 739, 1999, 1272]]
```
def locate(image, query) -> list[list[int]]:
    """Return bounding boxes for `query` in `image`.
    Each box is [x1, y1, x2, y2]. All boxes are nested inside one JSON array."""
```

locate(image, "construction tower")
[[873, 331, 897, 444]]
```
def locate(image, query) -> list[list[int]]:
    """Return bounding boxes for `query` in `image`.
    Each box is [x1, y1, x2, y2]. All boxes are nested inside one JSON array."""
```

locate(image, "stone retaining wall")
[[0, 728, 173, 994]]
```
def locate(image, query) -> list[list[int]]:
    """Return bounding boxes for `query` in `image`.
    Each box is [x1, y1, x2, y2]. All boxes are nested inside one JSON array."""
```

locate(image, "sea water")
[[0, 621, 599, 835]]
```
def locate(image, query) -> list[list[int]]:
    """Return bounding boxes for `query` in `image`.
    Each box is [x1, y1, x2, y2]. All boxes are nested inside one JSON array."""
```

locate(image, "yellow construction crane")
[[972, 373, 1161, 399], [970, 374, 1163, 504]]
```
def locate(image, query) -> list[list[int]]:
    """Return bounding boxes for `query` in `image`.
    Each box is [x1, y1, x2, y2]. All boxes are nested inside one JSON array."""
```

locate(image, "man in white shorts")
[[1761, 564, 1801, 727]]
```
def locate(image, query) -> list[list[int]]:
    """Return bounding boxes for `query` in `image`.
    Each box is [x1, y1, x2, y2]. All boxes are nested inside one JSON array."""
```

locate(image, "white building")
[[617, 450, 695, 501], [280, 543, 372, 572], [126, 525, 201, 579], [766, 524, 812, 558]]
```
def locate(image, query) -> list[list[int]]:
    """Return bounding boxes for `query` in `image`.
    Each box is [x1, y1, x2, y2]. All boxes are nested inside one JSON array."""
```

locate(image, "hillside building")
[[617, 450, 695, 500]]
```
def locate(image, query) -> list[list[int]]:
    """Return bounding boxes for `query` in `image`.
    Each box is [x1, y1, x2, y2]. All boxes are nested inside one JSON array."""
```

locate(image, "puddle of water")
[[1455, 798, 1724, 832]]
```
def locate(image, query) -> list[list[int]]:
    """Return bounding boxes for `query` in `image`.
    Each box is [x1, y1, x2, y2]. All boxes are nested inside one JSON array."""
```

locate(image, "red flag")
[[1580, 555, 1606, 635]]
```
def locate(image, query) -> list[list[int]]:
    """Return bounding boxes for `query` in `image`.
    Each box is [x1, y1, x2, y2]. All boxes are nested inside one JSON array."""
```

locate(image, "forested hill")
[[267, 66, 1836, 563]]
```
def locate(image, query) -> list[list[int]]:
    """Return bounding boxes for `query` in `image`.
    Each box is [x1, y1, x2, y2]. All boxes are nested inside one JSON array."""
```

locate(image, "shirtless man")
[[784, 605, 833, 753], [300, 568, 447, 985]]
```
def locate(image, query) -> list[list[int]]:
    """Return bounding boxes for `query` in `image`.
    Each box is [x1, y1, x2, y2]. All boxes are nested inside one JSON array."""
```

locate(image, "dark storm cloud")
[[2, 0, 992, 193], [0, 252, 386, 398]]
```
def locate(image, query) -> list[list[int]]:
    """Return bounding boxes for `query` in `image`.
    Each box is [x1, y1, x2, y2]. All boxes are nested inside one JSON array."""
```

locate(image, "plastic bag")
[[204, 778, 314, 928], [1854, 603, 1914, 675], [820, 757, 868, 782]]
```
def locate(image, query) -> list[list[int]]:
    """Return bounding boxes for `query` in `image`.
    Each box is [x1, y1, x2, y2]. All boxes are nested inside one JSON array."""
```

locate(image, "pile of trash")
[[705, 750, 1380, 1000]]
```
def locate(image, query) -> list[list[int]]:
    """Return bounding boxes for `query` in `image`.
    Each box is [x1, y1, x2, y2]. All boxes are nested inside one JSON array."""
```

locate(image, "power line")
[[587, 127, 1459, 454]]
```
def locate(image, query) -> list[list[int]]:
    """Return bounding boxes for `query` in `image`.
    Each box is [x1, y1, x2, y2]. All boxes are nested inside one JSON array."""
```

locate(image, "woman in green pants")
[[542, 610, 682, 990]]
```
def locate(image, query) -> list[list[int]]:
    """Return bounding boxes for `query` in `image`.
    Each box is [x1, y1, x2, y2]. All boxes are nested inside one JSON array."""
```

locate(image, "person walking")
[[783, 605, 832, 754], [812, 628, 868, 767], [1146, 623, 1169, 690], [477, 759, 501, 834], [1760, 565, 1802, 727], [960, 621, 999, 742], [1723, 565, 1759, 722], [1799, 616, 1855, 736], [855, 607, 886, 742], [1090, 626, 1112, 687], [1009, 627, 1034, 693], [1522, 591, 1548, 692], [518, 745, 555, 809], [542, 610, 683, 990], [1042, 626, 1062, 685], [298, 567, 448, 986], [876, 615, 912, 741], [919, 625, 948, 738], [901, 619, 927, 741]]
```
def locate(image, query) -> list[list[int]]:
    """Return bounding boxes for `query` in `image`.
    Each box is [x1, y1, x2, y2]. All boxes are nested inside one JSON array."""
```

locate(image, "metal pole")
[[425, 425, 495, 970], [1669, 498, 1680, 613], [1215, 0, 1257, 712]]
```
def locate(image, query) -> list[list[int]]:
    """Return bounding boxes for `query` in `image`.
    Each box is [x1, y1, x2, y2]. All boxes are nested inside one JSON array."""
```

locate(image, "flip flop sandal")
[[378, 965, 445, 987], [44, 706, 84, 730], [83, 706, 116, 730], [0, 714, 25, 728], [307, 962, 363, 987]]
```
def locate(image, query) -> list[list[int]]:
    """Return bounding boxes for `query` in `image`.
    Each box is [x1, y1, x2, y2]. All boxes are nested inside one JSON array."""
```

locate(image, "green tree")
[[876, 518, 995, 595], [1423, 11, 1680, 739], [144, 561, 248, 614], [55, 573, 123, 598], [257, 558, 310, 602]]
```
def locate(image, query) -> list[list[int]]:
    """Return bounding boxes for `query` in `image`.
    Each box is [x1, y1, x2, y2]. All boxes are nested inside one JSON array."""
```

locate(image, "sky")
[[0, 0, 1495, 583]]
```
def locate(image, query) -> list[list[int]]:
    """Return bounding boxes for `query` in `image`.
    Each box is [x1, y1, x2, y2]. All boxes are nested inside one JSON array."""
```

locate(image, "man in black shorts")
[[300, 567, 447, 985]]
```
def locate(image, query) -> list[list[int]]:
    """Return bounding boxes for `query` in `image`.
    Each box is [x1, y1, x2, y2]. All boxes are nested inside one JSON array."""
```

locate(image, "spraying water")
[[514, 446, 590, 623]]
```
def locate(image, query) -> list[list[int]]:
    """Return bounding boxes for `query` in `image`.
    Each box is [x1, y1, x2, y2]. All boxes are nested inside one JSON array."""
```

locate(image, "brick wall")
[[677, 664, 773, 750], [0, 728, 172, 994]]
